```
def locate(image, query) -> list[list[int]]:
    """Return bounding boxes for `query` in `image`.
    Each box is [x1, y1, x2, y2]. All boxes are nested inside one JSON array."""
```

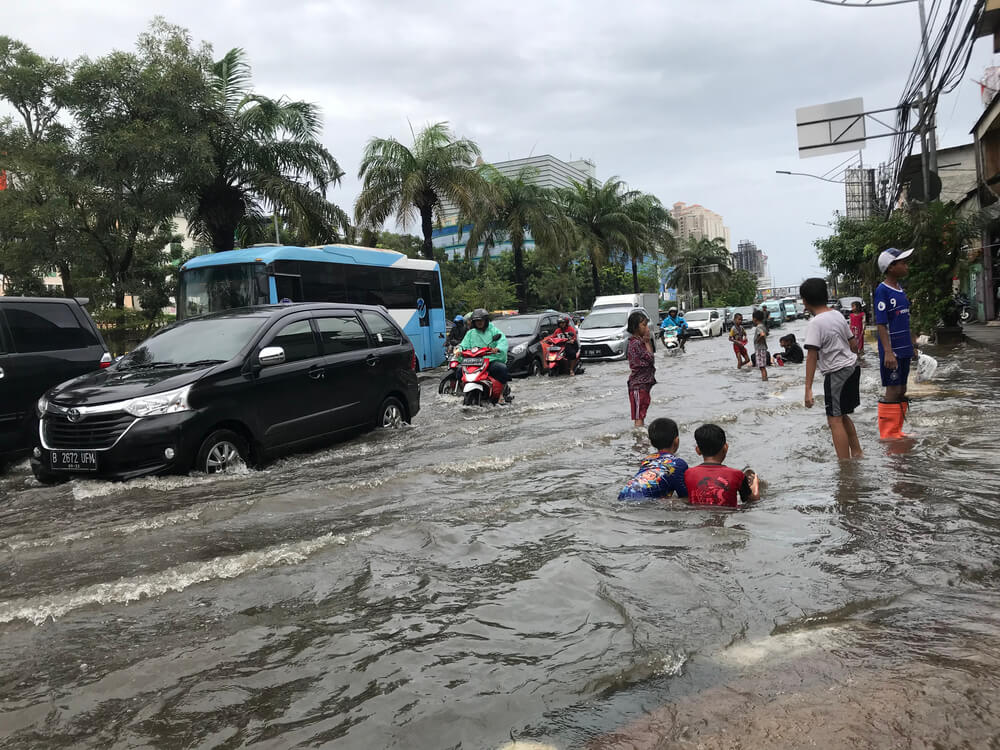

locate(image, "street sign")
[[796, 98, 866, 158]]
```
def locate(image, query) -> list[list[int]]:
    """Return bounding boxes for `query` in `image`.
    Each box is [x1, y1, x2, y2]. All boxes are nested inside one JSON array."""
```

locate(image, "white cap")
[[878, 247, 914, 273]]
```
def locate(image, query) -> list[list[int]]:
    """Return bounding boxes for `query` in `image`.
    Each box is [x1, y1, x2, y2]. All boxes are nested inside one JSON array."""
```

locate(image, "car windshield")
[[580, 311, 628, 329], [120, 316, 267, 368], [686, 310, 710, 321], [735, 307, 755, 316], [493, 317, 539, 337]]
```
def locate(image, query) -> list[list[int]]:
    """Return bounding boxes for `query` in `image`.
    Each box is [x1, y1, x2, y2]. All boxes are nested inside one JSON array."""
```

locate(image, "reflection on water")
[[1, 325, 999, 749]]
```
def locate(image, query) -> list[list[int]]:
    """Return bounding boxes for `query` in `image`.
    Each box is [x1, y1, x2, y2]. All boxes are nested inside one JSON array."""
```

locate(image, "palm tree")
[[459, 167, 566, 312], [557, 176, 641, 298], [186, 48, 348, 252], [355, 122, 487, 261], [666, 236, 731, 308], [623, 193, 676, 293]]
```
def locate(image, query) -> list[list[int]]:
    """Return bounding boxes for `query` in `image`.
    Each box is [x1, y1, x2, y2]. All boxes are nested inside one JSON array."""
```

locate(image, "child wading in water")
[[849, 301, 866, 367], [626, 310, 656, 428], [751, 309, 769, 381], [729, 312, 750, 369]]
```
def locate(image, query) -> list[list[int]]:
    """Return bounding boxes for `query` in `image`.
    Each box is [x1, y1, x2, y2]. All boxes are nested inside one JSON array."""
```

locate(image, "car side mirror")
[[259, 346, 286, 367]]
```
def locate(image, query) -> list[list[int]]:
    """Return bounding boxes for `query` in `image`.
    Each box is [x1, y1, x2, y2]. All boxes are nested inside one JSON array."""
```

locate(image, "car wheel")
[[378, 397, 407, 428], [195, 429, 249, 475], [528, 358, 543, 376], [31, 463, 68, 485]]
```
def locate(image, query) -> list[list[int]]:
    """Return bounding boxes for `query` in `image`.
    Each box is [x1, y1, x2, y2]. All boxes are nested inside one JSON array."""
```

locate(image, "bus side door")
[[414, 281, 433, 371]]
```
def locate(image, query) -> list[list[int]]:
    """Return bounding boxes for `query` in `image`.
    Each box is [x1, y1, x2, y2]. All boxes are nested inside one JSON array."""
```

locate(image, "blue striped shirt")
[[874, 282, 913, 358]]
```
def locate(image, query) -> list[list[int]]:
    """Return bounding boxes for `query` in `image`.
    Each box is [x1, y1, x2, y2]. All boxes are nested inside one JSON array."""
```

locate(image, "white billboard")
[[796, 98, 866, 159]]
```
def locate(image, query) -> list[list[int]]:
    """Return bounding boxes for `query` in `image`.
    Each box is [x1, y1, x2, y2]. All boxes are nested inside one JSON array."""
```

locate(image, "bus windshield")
[[178, 263, 267, 319]]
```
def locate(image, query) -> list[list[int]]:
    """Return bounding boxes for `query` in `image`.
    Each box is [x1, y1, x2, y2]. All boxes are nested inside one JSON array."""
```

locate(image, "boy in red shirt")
[[684, 424, 760, 507]]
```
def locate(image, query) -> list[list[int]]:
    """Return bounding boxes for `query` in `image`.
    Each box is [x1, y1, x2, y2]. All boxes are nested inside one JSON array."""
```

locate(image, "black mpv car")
[[1, 296, 111, 471], [31, 303, 420, 483]]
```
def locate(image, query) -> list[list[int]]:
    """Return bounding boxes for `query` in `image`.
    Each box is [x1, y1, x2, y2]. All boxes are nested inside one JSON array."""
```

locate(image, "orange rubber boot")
[[877, 401, 905, 440]]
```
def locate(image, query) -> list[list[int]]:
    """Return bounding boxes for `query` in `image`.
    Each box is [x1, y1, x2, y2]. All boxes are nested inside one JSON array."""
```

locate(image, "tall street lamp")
[[776, 170, 846, 184]]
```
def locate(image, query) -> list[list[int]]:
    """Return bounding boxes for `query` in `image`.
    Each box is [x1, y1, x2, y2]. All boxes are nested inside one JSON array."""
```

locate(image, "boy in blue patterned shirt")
[[618, 418, 689, 501], [874, 247, 918, 438]]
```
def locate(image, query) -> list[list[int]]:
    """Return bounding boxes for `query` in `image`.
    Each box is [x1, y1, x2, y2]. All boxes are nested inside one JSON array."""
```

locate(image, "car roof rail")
[[74, 296, 90, 306]]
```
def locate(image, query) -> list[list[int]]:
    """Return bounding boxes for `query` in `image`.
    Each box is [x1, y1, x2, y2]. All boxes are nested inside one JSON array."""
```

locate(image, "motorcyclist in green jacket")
[[459, 308, 511, 400]]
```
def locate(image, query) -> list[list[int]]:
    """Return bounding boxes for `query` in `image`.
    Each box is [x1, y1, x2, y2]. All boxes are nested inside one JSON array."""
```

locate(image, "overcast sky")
[[6, 0, 996, 285]]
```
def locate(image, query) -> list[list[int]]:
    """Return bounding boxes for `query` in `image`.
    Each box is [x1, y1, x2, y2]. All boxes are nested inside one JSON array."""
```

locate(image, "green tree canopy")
[[355, 121, 487, 261], [666, 236, 731, 308]]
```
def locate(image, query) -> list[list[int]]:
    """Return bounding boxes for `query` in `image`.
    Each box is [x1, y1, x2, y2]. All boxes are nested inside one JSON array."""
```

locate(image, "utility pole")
[[917, 0, 938, 177]]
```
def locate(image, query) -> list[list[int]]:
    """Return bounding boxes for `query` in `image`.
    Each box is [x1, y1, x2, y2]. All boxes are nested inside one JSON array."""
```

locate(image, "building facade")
[[670, 202, 731, 252], [731, 239, 766, 278], [433, 154, 596, 260]]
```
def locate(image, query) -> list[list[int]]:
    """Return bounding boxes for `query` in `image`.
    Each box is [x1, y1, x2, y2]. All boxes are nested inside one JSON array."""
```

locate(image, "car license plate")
[[582, 347, 601, 356], [50, 450, 98, 472]]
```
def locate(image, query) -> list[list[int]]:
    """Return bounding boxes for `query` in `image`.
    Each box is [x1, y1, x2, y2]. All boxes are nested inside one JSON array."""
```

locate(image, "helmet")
[[470, 308, 489, 322], [453, 315, 465, 323], [558, 315, 571, 326], [668, 306, 678, 314]]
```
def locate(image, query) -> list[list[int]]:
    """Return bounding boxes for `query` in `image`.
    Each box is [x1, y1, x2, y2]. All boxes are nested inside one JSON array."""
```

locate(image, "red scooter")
[[460, 343, 511, 406], [438, 346, 462, 395], [539, 331, 584, 376]]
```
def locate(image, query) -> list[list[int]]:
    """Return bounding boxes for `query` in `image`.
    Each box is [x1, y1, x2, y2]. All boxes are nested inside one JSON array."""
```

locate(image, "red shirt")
[[684, 463, 752, 507]]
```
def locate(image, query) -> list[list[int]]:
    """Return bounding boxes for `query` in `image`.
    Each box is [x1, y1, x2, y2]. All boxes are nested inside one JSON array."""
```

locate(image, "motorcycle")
[[438, 346, 463, 395], [460, 335, 512, 406], [660, 325, 680, 354], [954, 292, 974, 323], [540, 331, 584, 376]]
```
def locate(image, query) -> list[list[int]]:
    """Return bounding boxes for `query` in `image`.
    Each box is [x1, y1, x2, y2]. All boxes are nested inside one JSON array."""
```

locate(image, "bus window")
[[274, 275, 302, 302]]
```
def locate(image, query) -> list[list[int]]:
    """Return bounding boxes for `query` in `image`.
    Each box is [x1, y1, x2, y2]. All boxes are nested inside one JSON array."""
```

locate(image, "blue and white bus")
[[177, 244, 447, 369]]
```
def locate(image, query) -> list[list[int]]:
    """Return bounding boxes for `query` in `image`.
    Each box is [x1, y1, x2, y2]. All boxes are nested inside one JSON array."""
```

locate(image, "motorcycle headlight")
[[37, 395, 49, 416], [123, 385, 192, 417], [512, 344, 526, 355]]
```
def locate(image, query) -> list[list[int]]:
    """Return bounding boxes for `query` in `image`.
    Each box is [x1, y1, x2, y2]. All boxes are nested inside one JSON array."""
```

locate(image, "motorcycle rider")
[[459, 308, 511, 402], [446, 314, 467, 348], [660, 307, 690, 351], [544, 315, 580, 375]]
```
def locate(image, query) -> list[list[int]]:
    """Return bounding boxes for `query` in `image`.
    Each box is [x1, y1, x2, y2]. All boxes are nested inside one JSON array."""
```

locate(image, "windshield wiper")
[[184, 359, 226, 368], [118, 360, 179, 370]]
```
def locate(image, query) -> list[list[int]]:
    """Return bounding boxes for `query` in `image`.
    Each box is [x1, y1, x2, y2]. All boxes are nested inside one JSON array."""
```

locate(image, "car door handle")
[[365, 354, 378, 367], [308, 365, 326, 380]]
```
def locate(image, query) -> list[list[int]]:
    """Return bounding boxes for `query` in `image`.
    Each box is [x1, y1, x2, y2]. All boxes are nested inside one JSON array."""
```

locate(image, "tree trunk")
[[513, 238, 527, 313], [420, 204, 435, 261], [698, 277, 704, 308], [590, 255, 602, 299], [202, 182, 245, 252], [631, 259, 640, 294], [57, 261, 75, 299]]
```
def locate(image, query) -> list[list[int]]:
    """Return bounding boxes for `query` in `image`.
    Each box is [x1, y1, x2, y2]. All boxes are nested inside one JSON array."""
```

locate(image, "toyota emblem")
[[66, 408, 83, 423]]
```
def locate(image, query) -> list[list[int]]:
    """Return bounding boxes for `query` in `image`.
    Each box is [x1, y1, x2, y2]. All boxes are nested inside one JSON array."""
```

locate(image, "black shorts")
[[823, 365, 861, 418]]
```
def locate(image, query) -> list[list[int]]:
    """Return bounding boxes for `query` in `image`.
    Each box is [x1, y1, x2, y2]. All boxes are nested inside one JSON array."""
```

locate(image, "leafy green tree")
[[377, 230, 423, 258], [623, 192, 676, 293], [355, 121, 487, 261], [666, 236, 731, 308], [451, 266, 516, 313], [185, 47, 347, 252], [813, 212, 911, 299], [706, 269, 758, 307], [459, 166, 567, 312], [558, 176, 641, 298]]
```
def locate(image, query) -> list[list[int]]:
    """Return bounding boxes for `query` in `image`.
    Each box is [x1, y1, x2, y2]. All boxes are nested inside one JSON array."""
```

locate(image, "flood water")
[[2, 319, 1000, 749]]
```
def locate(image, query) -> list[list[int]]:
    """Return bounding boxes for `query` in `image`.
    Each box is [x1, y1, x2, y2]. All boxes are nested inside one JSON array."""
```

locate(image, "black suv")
[[31, 303, 419, 483], [492, 312, 568, 376], [0, 297, 110, 471]]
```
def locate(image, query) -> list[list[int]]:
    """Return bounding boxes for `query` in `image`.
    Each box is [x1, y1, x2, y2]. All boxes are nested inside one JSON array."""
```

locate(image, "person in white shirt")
[[800, 278, 862, 460]]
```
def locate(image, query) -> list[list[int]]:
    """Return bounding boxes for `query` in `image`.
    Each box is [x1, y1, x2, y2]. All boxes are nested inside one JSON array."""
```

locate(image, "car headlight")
[[37, 395, 49, 416], [511, 344, 526, 355], [615, 331, 626, 340], [123, 385, 192, 417]]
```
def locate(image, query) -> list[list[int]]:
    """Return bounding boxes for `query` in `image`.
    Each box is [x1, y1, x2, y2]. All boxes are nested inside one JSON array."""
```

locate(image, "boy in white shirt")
[[800, 278, 862, 459]]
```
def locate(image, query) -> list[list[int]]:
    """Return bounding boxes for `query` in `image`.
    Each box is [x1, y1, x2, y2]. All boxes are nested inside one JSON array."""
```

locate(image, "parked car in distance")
[[31, 303, 419, 484], [780, 299, 800, 321], [579, 306, 656, 359], [732, 305, 756, 327], [1, 297, 111, 472], [684, 308, 724, 338], [836, 296, 866, 320], [493, 312, 569, 376], [723, 307, 736, 329], [762, 300, 785, 328]]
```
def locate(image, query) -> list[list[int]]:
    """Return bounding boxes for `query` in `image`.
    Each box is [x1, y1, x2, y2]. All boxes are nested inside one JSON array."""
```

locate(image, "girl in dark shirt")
[[776, 334, 804, 365]]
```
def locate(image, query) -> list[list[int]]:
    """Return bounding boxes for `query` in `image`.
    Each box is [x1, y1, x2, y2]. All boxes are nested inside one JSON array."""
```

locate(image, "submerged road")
[[2, 320, 999, 749]]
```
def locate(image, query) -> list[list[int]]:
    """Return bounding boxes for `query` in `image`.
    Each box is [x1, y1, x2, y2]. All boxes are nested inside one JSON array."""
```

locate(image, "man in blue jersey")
[[874, 247, 918, 438]]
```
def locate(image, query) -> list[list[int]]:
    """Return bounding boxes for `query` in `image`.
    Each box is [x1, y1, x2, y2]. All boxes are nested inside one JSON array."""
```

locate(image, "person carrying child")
[[848, 301, 866, 366], [774, 333, 804, 366], [729, 312, 750, 369], [751, 309, 769, 381], [618, 418, 689, 501], [800, 278, 862, 460], [626, 310, 656, 428], [684, 424, 760, 507]]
